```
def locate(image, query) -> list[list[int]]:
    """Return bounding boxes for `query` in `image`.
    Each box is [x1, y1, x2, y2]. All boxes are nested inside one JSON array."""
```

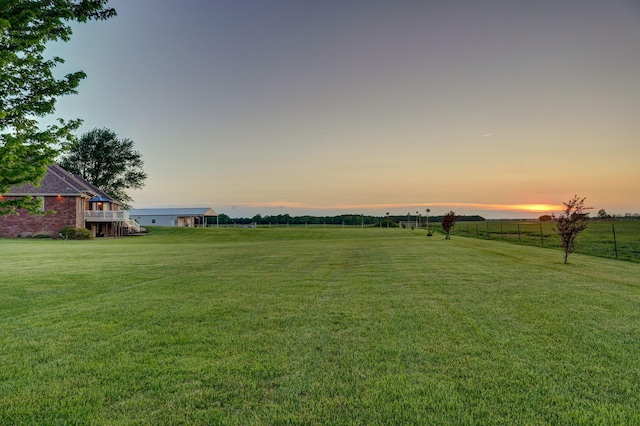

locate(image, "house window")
[[36, 196, 45, 211], [151, 219, 156, 224]]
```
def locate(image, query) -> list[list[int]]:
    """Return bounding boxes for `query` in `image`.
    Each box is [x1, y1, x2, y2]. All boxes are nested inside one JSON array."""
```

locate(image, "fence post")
[[612, 223, 618, 259], [539, 221, 544, 247], [517, 222, 521, 244]]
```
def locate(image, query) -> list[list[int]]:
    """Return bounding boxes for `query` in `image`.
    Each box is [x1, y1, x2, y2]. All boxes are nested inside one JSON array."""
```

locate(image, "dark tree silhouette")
[[58, 128, 147, 209], [441, 210, 459, 239], [553, 195, 591, 264]]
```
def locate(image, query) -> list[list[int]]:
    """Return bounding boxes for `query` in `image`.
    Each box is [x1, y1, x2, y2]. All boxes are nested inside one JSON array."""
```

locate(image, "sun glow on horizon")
[[206, 201, 564, 215], [512, 204, 563, 213]]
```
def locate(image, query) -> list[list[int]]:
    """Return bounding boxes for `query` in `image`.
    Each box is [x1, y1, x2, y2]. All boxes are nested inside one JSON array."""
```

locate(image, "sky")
[[46, 0, 640, 218]]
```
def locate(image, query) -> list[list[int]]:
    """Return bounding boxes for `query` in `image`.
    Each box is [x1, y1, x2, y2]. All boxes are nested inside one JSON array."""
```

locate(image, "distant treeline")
[[212, 214, 486, 226]]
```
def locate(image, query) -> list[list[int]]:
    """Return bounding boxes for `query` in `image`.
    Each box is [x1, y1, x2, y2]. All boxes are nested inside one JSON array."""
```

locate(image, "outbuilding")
[[128, 208, 218, 227]]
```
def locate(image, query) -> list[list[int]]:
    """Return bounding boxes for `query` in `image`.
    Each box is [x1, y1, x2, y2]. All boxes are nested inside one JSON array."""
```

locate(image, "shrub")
[[59, 227, 92, 240], [553, 195, 591, 264], [441, 211, 459, 239]]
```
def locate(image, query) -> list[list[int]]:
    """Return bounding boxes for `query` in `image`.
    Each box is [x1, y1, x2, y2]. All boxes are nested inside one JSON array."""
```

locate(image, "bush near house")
[[33, 234, 54, 239], [59, 226, 92, 240]]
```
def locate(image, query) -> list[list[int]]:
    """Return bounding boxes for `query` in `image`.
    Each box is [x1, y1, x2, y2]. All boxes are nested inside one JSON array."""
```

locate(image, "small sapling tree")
[[553, 195, 591, 264], [441, 210, 459, 239]]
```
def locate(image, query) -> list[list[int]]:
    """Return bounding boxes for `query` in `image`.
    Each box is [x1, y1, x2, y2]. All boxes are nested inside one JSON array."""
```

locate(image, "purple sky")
[[47, 0, 640, 218]]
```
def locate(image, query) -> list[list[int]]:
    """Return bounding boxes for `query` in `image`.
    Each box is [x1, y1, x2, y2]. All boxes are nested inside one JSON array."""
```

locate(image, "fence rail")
[[451, 220, 640, 263]]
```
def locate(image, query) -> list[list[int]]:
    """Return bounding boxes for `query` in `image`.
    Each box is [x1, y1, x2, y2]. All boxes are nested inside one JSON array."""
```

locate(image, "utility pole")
[[426, 208, 431, 236]]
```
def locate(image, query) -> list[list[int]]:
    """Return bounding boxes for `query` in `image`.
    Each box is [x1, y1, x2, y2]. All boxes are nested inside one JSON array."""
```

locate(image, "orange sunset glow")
[[220, 202, 566, 218], [512, 204, 563, 213]]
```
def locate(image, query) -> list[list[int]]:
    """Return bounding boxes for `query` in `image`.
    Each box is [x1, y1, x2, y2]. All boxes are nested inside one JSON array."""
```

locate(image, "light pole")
[[426, 208, 431, 236], [416, 211, 420, 228], [386, 212, 389, 228]]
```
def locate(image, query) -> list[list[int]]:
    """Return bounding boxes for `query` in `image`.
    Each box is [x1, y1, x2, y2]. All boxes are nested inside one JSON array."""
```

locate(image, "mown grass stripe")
[[1, 227, 639, 424]]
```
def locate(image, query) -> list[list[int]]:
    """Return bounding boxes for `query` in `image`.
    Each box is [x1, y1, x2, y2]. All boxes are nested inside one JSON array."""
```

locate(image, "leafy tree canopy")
[[58, 128, 147, 210], [441, 210, 459, 239], [553, 195, 591, 264], [0, 0, 116, 214]]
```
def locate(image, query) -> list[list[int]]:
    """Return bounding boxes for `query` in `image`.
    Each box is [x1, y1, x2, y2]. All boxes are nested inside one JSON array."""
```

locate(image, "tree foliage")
[[553, 195, 591, 264], [0, 0, 116, 214], [441, 210, 459, 239], [597, 209, 609, 220], [58, 128, 147, 209]]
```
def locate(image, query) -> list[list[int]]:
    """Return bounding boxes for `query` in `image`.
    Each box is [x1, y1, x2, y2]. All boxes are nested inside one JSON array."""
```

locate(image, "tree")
[[597, 209, 609, 220], [441, 210, 459, 239], [58, 128, 147, 209], [0, 1, 116, 215], [553, 195, 591, 264]]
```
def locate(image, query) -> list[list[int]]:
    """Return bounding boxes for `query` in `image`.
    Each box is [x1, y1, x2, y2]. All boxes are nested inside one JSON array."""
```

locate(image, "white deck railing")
[[84, 210, 130, 222]]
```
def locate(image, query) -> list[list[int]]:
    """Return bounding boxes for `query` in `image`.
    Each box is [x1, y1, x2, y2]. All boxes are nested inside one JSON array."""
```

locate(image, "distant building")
[[128, 208, 218, 227]]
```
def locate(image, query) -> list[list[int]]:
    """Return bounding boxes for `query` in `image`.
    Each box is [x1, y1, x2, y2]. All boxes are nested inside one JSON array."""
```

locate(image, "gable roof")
[[129, 208, 218, 217], [3, 165, 116, 203]]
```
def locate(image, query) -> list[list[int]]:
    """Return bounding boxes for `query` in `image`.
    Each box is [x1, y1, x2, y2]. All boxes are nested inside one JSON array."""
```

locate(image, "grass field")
[[2, 227, 640, 424], [451, 220, 640, 263]]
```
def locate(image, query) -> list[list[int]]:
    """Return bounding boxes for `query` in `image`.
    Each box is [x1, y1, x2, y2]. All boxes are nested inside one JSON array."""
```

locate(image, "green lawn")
[[2, 227, 640, 424]]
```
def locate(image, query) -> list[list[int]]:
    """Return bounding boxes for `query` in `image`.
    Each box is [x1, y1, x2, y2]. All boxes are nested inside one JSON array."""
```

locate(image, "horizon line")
[[220, 201, 563, 213], [134, 201, 565, 215]]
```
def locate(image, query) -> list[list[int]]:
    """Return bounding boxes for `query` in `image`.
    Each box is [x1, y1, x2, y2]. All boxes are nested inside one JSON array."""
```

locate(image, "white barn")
[[129, 208, 218, 227]]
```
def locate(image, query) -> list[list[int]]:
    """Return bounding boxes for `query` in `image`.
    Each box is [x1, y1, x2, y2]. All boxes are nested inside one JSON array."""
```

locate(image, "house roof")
[[89, 195, 112, 203], [3, 165, 117, 203], [129, 208, 218, 217]]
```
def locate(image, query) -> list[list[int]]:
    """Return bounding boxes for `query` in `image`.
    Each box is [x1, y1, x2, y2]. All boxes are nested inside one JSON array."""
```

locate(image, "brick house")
[[0, 165, 140, 238]]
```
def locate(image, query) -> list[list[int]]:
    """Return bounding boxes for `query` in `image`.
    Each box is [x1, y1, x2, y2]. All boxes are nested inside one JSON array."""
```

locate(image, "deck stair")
[[123, 219, 141, 233]]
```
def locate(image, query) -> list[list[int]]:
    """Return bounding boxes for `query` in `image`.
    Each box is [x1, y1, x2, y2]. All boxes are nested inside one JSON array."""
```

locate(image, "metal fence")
[[450, 220, 640, 263]]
